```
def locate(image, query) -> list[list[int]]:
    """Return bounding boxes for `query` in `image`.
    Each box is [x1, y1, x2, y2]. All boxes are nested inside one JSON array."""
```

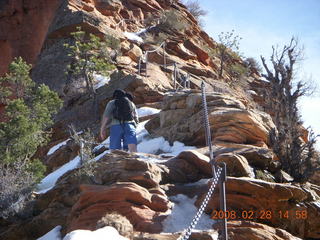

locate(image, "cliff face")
[[0, 1, 319, 240], [0, 0, 61, 75]]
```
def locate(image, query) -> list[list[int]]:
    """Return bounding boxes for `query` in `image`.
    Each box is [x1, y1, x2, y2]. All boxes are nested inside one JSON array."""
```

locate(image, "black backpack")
[[113, 97, 134, 122]]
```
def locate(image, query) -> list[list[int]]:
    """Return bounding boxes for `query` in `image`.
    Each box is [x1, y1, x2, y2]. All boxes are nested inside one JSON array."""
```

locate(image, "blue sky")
[[197, 0, 320, 147]]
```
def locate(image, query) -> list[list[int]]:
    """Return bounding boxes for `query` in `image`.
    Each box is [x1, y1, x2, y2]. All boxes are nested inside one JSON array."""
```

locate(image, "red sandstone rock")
[[67, 183, 170, 233], [0, 0, 61, 75]]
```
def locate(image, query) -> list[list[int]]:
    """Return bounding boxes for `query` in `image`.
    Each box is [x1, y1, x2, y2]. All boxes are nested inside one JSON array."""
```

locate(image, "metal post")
[[138, 57, 141, 75], [79, 140, 84, 166], [219, 162, 228, 240], [163, 41, 166, 69], [174, 63, 177, 89], [187, 73, 190, 88], [145, 52, 148, 77]]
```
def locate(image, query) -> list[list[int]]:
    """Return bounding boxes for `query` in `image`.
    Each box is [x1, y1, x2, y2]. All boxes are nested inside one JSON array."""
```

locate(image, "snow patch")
[[35, 156, 81, 194], [137, 107, 160, 117], [63, 226, 129, 240], [93, 73, 110, 90], [123, 32, 143, 43], [136, 28, 147, 35], [47, 139, 70, 156], [138, 137, 196, 156], [37, 226, 62, 240], [162, 194, 216, 233], [37, 226, 129, 240]]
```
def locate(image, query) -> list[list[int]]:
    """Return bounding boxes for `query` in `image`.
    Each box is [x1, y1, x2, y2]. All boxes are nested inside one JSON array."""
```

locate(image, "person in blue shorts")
[[100, 89, 139, 152]]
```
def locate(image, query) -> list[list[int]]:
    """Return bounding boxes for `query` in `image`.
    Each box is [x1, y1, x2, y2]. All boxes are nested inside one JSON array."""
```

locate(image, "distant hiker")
[[100, 89, 139, 152]]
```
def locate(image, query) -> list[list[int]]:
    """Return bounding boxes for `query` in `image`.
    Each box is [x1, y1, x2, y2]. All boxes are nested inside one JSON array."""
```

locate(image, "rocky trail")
[[0, 0, 319, 239]]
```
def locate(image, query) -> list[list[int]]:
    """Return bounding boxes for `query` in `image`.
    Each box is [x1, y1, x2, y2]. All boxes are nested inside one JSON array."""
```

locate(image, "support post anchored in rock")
[[79, 140, 84, 166], [201, 81, 228, 240], [218, 162, 228, 240]]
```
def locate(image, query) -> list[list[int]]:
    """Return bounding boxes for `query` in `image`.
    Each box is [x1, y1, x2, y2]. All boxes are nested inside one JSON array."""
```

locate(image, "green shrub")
[[0, 57, 62, 218], [158, 10, 189, 33]]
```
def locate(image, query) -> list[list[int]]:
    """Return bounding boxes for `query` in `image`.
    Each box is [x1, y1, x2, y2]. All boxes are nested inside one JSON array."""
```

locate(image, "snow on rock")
[[93, 73, 110, 90], [37, 226, 129, 240], [136, 28, 147, 35], [137, 107, 160, 117], [35, 156, 81, 194], [37, 120, 195, 194], [47, 139, 70, 156], [37, 226, 62, 240], [138, 137, 196, 156], [63, 226, 129, 240], [162, 194, 216, 233], [123, 32, 143, 43]]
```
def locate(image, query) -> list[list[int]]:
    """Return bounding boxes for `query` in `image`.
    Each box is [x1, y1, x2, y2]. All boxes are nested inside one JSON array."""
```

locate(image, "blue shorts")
[[109, 123, 137, 150]]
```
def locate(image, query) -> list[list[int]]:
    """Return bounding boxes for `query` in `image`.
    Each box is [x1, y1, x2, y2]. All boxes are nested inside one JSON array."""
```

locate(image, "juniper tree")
[[260, 37, 319, 182], [64, 27, 118, 117], [0, 57, 62, 217]]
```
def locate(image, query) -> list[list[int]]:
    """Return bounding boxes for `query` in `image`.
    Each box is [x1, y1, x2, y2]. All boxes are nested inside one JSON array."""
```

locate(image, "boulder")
[[44, 139, 79, 173], [67, 182, 170, 233], [146, 92, 275, 147], [162, 150, 212, 183], [215, 153, 253, 177], [201, 177, 320, 239], [217, 221, 302, 240]]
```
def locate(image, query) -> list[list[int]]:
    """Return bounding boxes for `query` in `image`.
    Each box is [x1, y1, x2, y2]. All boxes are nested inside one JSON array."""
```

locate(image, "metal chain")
[[201, 81, 213, 162], [177, 167, 222, 240]]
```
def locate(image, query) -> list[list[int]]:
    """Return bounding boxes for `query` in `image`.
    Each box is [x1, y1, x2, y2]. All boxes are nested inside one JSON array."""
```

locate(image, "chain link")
[[177, 167, 222, 240]]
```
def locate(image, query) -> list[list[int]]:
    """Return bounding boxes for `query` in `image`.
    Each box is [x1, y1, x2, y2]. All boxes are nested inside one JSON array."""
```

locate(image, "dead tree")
[[261, 37, 319, 182]]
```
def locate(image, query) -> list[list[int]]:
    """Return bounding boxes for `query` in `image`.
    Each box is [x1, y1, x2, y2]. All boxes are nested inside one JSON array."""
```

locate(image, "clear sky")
[[197, 0, 320, 147]]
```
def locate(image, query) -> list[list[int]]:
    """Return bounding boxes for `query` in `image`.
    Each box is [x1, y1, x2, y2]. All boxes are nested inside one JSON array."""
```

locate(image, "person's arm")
[[100, 115, 109, 140], [100, 101, 113, 140]]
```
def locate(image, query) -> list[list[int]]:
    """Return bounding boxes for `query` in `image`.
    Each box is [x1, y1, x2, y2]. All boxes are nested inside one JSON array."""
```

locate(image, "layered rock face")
[[145, 90, 274, 147], [1, 0, 319, 240], [2, 150, 319, 240], [0, 0, 61, 75]]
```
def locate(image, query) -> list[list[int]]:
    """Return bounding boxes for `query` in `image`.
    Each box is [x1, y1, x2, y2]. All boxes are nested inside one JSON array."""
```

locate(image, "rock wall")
[[0, 0, 61, 75]]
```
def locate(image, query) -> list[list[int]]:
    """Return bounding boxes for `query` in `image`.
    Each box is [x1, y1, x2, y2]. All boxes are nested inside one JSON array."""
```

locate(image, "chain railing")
[[177, 167, 222, 240], [176, 82, 228, 240], [137, 41, 190, 90]]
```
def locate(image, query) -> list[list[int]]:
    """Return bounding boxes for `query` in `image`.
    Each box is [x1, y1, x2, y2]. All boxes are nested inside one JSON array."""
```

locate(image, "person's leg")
[[122, 138, 129, 151], [124, 123, 137, 153], [109, 124, 123, 150]]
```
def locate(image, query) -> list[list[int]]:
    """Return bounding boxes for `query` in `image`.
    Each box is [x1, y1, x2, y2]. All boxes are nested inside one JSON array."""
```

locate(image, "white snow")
[[63, 226, 129, 240], [123, 32, 143, 43], [37, 226, 62, 240], [162, 194, 217, 234], [138, 136, 196, 156], [93, 73, 110, 90], [47, 139, 70, 156], [37, 120, 196, 194], [314, 201, 320, 208], [37, 226, 128, 240], [137, 107, 160, 117], [35, 156, 81, 194], [136, 28, 147, 35]]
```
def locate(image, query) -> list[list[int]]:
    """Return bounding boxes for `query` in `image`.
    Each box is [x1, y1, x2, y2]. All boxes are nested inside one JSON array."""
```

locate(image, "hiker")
[[100, 89, 139, 152]]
